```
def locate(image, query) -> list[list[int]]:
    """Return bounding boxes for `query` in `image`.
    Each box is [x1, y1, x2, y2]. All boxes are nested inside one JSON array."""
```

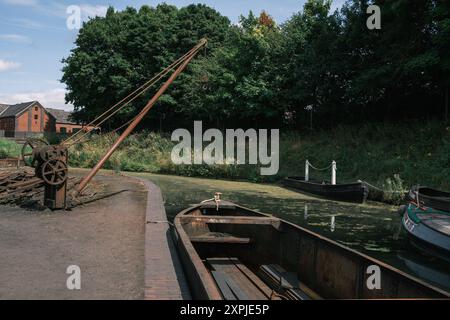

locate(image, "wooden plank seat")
[[190, 233, 252, 244], [180, 215, 282, 230]]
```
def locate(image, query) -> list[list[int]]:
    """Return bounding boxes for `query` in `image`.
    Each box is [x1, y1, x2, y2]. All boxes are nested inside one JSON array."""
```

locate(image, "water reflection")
[[397, 252, 450, 290], [133, 172, 450, 292]]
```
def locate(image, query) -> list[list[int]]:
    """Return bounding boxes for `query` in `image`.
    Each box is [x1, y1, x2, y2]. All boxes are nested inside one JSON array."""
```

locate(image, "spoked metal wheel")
[[40, 159, 68, 186], [21, 138, 49, 167]]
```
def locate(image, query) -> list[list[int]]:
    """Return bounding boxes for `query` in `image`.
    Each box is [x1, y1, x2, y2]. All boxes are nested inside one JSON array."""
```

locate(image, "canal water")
[[133, 173, 450, 292]]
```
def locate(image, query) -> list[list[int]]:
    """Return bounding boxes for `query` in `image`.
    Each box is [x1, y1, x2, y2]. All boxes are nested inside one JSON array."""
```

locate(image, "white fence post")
[[330, 215, 336, 232], [331, 160, 337, 185], [305, 160, 309, 182]]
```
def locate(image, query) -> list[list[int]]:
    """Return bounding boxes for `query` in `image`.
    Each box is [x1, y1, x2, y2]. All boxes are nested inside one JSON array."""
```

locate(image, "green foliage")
[[0, 139, 21, 159], [382, 175, 406, 205], [66, 120, 450, 194], [62, 4, 230, 130], [61, 1, 450, 128]]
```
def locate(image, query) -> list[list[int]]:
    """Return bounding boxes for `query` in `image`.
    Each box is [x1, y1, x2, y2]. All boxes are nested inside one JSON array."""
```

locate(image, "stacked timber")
[[0, 168, 105, 208], [0, 168, 43, 204]]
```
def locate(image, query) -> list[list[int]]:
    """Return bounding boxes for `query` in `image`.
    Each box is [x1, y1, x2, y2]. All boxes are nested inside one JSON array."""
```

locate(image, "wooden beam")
[[190, 236, 251, 244], [180, 215, 281, 229]]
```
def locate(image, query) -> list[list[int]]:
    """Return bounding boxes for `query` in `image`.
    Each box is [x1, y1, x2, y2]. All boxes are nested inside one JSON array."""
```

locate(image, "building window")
[[35, 107, 38, 111], [60, 127, 67, 134], [34, 115, 38, 120]]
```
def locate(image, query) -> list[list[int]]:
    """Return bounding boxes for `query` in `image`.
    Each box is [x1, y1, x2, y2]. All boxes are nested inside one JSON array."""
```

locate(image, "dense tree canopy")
[[62, 0, 450, 131]]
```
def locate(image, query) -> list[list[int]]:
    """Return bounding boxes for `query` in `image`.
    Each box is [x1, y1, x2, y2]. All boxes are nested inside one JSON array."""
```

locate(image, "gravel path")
[[0, 171, 146, 300]]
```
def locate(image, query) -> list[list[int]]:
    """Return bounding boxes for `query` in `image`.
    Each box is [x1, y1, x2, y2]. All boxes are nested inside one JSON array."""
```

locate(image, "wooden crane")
[[20, 38, 207, 209]]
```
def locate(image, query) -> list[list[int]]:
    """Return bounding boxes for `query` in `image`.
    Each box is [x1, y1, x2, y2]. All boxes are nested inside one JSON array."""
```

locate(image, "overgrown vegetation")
[[1, 121, 448, 197], [0, 139, 21, 159], [65, 121, 450, 191]]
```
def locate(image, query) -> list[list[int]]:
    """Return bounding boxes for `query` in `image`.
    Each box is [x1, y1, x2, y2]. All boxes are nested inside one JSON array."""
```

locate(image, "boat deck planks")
[[207, 258, 270, 300], [259, 264, 319, 300]]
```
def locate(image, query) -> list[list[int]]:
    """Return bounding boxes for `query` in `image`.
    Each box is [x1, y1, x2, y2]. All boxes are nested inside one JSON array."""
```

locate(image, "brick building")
[[0, 101, 99, 137], [0, 101, 56, 138], [46, 108, 100, 134]]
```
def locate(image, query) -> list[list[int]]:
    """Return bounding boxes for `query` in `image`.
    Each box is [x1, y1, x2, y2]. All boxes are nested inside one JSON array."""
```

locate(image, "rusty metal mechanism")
[[21, 138, 68, 209]]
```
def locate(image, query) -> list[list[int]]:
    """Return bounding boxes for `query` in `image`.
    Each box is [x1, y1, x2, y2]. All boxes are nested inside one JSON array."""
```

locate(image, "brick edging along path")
[[136, 178, 191, 300]]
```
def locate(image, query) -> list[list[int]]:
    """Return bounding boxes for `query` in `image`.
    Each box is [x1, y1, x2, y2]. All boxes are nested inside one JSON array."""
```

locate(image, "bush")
[[0, 139, 22, 159], [1, 120, 443, 193]]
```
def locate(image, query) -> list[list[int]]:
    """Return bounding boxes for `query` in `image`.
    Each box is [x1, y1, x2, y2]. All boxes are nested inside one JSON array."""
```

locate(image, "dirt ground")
[[0, 170, 147, 300]]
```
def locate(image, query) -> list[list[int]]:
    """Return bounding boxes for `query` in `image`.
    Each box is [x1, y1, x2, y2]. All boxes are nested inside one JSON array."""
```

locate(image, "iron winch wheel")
[[40, 159, 68, 186]]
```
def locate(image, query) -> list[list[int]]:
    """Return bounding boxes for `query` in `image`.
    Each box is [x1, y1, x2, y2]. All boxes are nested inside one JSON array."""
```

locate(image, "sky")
[[0, 0, 346, 111]]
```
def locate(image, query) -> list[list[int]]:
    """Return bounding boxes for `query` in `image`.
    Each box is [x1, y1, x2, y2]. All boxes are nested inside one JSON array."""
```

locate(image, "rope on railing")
[[305, 160, 337, 184], [307, 161, 333, 171]]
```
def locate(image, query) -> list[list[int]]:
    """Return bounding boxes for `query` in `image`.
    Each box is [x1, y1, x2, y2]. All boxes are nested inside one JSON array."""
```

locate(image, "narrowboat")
[[408, 186, 450, 213], [173, 199, 449, 300], [282, 176, 369, 203]]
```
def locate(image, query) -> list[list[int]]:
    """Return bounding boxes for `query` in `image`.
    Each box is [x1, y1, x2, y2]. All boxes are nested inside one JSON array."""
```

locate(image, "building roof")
[[0, 104, 9, 116], [46, 108, 75, 124], [0, 101, 37, 118]]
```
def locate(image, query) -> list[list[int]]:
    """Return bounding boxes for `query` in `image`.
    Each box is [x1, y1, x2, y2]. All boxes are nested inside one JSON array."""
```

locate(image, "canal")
[[132, 173, 450, 292]]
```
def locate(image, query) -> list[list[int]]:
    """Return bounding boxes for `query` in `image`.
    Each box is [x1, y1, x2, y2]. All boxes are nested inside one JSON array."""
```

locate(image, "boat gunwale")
[[174, 202, 450, 299], [411, 186, 450, 198], [173, 205, 224, 300], [405, 203, 450, 238], [408, 186, 450, 213], [285, 176, 366, 188]]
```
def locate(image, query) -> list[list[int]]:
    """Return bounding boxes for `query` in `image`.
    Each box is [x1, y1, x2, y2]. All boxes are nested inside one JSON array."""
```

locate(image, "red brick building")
[[46, 108, 98, 134], [0, 101, 99, 137], [0, 101, 56, 138]]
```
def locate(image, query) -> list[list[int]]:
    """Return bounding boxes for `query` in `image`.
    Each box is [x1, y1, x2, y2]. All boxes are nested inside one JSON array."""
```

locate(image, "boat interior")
[[176, 201, 321, 300], [174, 201, 449, 300]]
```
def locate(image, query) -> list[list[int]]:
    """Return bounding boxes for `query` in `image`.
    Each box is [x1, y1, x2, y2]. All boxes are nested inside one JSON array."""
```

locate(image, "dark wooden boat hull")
[[173, 201, 449, 300], [283, 177, 369, 203], [408, 186, 450, 213]]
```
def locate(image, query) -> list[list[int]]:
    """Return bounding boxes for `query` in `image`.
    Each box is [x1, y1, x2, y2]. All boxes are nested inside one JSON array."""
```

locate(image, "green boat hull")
[[402, 204, 450, 263]]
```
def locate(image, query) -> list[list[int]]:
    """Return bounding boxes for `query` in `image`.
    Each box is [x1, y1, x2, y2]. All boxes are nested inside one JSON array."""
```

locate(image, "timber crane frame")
[[20, 38, 208, 210]]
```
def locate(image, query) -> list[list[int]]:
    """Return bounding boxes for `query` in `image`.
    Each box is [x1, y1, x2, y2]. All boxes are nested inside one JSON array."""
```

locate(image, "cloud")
[[5, 18, 45, 30], [11, 18, 43, 29], [80, 4, 108, 19], [2, 0, 38, 6], [0, 34, 31, 44], [0, 88, 73, 111], [0, 59, 21, 72]]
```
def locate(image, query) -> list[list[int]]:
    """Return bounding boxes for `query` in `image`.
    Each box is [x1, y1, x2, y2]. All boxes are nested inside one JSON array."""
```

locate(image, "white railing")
[[305, 160, 337, 185]]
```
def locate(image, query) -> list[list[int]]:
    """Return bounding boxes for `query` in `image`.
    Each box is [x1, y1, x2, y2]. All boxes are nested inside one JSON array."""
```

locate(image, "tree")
[[175, 11, 284, 128], [62, 4, 230, 130], [277, 0, 345, 127]]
